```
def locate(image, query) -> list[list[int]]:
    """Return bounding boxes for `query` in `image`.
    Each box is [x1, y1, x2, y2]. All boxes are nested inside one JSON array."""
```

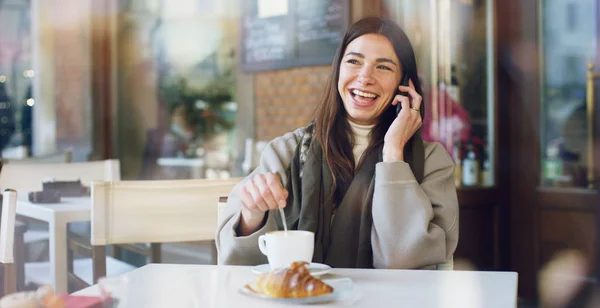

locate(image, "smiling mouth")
[[350, 89, 379, 105]]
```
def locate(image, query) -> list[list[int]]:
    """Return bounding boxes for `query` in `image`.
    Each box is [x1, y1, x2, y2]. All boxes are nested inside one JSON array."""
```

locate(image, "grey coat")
[[216, 127, 458, 269]]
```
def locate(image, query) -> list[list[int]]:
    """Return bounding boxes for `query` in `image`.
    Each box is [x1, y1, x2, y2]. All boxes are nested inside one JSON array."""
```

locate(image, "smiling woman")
[[337, 34, 402, 125], [217, 17, 458, 270]]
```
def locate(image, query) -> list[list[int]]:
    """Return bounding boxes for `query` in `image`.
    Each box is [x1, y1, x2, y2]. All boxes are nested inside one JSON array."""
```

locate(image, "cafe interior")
[[0, 0, 598, 307]]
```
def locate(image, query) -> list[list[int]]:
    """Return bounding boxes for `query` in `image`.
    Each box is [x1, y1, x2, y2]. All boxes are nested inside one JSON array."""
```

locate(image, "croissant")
[[254, 261, 333, 298]]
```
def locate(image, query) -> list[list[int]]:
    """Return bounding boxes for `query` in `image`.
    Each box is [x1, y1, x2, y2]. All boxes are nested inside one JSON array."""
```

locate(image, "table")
[[73, 264, 518, 307], [16, 196, 90, 293], [156, 157, 205, 179]]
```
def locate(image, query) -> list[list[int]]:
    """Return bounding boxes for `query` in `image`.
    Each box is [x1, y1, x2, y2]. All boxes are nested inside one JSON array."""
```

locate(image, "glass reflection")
[[0, 0, 32, 157], [384, 0, 495, 187], [540, 0, 598, 188], [118, 0, 238, 180]]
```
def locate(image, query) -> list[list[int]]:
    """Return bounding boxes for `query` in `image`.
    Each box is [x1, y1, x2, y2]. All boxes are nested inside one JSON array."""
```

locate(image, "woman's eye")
[[377, 65, 392, 71], [347, 59, 359, 65]]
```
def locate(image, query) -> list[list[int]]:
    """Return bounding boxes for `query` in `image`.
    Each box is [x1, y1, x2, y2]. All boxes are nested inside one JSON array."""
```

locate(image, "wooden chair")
[[0, 190, 18, 296], [217, 196, 228, 230], [71, 178, 240, 290], [437, 256, 454, 270], [0, 159, 119, 193], [1, 149, 72, 164], [0, 160, 121, 289], [0, 146, 28, 160], [0, 193, 27, 294], [216, 196, 229, 263]]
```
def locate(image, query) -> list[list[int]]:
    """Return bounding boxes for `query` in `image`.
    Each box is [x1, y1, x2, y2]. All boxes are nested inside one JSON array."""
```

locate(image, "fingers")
[[241, 180, 269, 212], [240, 173, 288, 214], [398, 79, 422, 110], [393, 93, 409, 108], [240, 185, 260, 212], [399, 94, 411, 113], [396, 91, 422, 127], [408, 78, 416, 90], [254, 175, 279, 209], [265, 173, 288, 207]]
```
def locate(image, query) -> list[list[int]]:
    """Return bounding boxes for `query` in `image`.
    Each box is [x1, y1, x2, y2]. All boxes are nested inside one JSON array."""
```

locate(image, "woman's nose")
[[357, 67, 374, 84]]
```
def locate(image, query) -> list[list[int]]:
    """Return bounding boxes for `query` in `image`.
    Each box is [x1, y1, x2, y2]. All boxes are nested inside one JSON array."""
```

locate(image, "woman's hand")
[[238, 172, 289, 236], [383, 79, 423, 162]]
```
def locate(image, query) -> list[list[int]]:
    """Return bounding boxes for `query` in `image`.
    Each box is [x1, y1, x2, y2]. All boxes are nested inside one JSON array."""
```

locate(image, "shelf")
[[536, 187, 599, 212], [457, 186, 499, 208]]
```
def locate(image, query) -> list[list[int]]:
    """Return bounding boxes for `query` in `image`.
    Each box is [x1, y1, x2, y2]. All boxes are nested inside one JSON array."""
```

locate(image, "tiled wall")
[[254, 66, 331, 141]]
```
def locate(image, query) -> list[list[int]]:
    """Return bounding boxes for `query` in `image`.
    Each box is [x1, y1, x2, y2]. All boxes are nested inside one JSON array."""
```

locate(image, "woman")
[[217, 17, 458, 269]]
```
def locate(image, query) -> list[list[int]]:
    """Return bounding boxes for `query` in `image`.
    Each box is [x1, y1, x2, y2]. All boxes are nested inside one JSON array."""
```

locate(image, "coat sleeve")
[[371, 142, 459, 269], [215, 128, 304, 265]]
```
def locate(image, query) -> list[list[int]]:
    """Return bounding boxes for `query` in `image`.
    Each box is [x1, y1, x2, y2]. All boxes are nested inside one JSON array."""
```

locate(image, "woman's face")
[[337, 34, 402, 125]]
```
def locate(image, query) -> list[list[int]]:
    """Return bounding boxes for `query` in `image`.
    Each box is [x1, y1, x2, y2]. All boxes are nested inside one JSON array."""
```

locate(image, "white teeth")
[[352, 89, 377, 98]]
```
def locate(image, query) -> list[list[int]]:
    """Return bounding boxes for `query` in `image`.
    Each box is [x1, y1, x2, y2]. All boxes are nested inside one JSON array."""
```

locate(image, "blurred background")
[[0, 0, 599, 305]]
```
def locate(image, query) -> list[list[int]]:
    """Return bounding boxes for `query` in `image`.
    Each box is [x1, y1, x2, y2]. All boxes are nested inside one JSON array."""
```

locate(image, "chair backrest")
[[1, 146, 28, 160], [2, 149, 72, 164], [436, 256, 454, 270], [0, 159, 120, 193], [0, 190, 17, 265], [217, 196, 228, 228], [91, 178, 241, 246]]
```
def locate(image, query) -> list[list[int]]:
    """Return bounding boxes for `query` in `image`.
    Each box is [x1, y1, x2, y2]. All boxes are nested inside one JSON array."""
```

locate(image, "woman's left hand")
[[383, 79, 423, 162]]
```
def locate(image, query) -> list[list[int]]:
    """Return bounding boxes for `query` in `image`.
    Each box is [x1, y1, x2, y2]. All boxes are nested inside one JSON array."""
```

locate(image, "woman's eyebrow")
[[345, 51, 365, 58], [344, 52, 397, 67], [376, 58, 397, 67]]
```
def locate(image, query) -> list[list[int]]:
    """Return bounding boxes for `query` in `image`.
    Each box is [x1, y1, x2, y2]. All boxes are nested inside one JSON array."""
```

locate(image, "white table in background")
[[16, 196, 90, 293], [156, 157, 205, 179], [73, 264, 518, 308]]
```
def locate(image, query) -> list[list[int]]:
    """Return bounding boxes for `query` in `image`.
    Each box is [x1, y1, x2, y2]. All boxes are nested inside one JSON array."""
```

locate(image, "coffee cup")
[[258, 230, 314, 269]]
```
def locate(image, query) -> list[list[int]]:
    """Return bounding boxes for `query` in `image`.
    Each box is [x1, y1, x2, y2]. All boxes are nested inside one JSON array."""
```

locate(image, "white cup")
[[258, 230, 314, 269]]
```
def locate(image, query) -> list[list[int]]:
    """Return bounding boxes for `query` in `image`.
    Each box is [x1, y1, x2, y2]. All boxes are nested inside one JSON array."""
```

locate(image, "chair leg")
[[210, 240, 218, 265], [67, 237, 74, 293], [2, 264, 16, 296], [92, 246, 107, 284], [151, 243, 161, 263], [14, 231, 25, 291], [112, 245, 122, 259]]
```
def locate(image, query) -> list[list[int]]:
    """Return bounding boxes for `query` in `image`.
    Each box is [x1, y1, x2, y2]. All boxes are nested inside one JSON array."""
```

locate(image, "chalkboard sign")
[[240, 0, 349, 72]]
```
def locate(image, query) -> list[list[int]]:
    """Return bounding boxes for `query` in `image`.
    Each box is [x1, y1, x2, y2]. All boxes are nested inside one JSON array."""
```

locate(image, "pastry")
[[252, 261, 333, 298]]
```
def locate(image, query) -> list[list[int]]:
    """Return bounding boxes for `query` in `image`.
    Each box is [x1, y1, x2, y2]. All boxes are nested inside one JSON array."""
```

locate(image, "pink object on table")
[[58, 294, 105, 308]]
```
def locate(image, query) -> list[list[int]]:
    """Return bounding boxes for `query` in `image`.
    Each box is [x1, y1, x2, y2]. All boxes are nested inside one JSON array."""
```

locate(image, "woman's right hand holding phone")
[[238, 172, 289, 236], [383, 79, 423, 162]]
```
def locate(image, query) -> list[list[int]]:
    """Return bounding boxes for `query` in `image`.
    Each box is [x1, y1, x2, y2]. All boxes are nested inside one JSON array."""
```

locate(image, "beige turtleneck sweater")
[[348, 121, 374, 167]]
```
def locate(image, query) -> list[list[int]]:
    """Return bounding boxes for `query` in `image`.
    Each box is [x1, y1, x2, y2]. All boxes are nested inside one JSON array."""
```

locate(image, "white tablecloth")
[[74, 263, 518, 308]]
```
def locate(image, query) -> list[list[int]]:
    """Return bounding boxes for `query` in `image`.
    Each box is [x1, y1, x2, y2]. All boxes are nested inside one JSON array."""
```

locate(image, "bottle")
[[447, 64, 461, 103], [452, 141, 462, 188], [480, 147, 492, 186], [462, 144, 479, 186], [543, 144, 563, 186]]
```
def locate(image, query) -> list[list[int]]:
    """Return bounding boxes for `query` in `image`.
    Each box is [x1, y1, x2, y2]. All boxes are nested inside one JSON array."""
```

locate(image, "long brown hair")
[[313, 17, 425, 202]]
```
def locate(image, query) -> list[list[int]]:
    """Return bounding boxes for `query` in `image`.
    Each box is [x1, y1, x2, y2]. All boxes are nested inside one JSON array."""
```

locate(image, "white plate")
[[239, 277, 353, 304], [251, 263, 332, 277]]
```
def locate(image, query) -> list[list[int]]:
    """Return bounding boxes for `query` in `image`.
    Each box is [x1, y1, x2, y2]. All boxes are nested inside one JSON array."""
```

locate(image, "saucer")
[[251, 263, 332, 276]]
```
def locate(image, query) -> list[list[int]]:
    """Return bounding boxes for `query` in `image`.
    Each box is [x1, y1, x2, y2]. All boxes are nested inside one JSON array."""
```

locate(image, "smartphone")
[[395, 74, 410, 115]]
